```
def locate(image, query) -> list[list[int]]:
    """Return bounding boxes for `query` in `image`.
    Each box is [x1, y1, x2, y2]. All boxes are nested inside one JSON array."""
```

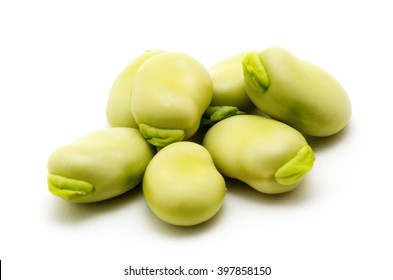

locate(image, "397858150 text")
[[124, 265, 271, 277]]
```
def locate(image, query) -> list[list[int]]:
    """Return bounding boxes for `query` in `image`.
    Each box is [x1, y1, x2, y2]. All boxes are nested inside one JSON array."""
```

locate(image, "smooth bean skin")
[[143, 141, 226, 226], [47, 128, 156, 203], [106, 49, 166, 128], [203, 115, 315, 194], [242, 47, 352, 137], [131, 52, 213, 147], [208, 51, 255, 111]]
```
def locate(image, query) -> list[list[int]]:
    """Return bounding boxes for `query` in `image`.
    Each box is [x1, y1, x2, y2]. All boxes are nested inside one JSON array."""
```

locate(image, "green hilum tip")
[[139, 123, 185, 147], [48, 174, 95, 202], [202, 106, 245, 125], [274, 145, 315, 185], [242, 52, 269, 93]]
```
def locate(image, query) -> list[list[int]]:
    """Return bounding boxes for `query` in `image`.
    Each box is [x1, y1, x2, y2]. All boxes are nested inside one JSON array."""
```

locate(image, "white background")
[[1, 0, 392, 279]]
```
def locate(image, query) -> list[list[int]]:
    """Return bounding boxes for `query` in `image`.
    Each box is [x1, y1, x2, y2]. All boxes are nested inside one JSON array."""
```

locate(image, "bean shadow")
[[47, 184, 144, 224], [305, 123, 353, 153], [224, 175, 315, 207], [143, 175, 316, 238], [144, 197, 228, 238]]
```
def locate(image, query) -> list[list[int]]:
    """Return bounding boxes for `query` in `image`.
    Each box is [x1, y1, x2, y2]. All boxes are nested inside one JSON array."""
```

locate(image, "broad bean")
[[209, 52, 252, 110], [242, 47, 351, 137], [143, 141, 226, 226], [47, 128, 155, 203], [203, 115, 315, 194], [131, 52, 213, 146], [106, 49, 166, 128]]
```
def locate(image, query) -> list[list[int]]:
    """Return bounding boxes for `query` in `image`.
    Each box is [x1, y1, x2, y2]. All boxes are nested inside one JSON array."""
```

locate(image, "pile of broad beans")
[[47, 47, 351, 226]]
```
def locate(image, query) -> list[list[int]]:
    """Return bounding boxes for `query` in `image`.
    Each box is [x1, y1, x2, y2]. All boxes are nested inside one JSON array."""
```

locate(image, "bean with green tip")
[[47, 127, 156, 203], [203, 114, 315, 194], [131, 52, 213, 147], [242, 47, 352, 137]]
